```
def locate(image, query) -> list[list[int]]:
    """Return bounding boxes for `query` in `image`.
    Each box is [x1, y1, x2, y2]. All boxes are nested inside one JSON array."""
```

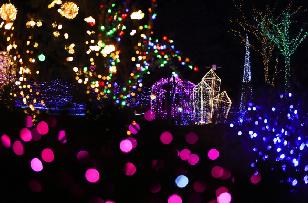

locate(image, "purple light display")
[[150, 76, 195, 125]]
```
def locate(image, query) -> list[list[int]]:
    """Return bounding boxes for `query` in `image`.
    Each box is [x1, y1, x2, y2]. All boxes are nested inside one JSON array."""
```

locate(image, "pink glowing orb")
[[124, 162, 137, 176], [36, 121, 49, 135], [31, 158, 43, 172], [129, 122, 141, 135], [216, 186, 229, 197], [120, 139, 133, 153], [250, 173, 262, 185], [41, 148, 55, 163], [211, 166, 224, 179], [208, 148, 220, 161], [58, 130, 66, 144], [1, 134, 11, 148], [144, 110, 155, 121], [168, 194, 182, 203], [29, 179, 42, 193], [77, 150, 89, 161], [105, 201, 115, 203], [179, 149, 191, 161], [217, 192, 232, 203], [13, 140, 24, 156], [85, 168, 100, 183], [193, 181, 206, 193], [185, 132, 199, 145], [25, 116, 33, 128], [20, 128, 32, 142], [160, 131, 173, 145], [128, 137, 138, 149], [188, 154, 200, 166]]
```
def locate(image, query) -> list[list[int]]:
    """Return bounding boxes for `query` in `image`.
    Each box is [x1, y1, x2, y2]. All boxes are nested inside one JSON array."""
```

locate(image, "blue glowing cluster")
[[15, 80, 86, 116], [230, 93, 308, 186]]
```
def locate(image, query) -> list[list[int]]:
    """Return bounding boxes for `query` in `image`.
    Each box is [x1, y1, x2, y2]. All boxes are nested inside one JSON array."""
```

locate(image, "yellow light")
[[58, 2, 79, 20], [130, 10, 145, 20], [0, 3, 17, 22]]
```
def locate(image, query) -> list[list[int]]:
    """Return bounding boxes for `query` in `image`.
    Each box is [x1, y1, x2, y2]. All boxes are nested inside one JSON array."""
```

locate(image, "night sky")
[[156, 0, 308, 99]]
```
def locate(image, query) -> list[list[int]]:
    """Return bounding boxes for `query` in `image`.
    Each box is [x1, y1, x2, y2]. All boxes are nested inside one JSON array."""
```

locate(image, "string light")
[[260, 8, 308, 89]]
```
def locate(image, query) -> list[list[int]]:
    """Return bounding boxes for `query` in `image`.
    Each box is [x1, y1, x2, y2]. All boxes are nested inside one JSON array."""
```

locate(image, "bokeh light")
[[185, 132, 199, 145], [124, 162, 137, 176], [12, 140, 24, 156], [168, 194, 182, 203], [208, 148, 220, 161], [120, 139, 133, 153], [217, 192, 232, 203], [250, 172, 262, 185], [85, 168, 100, 183], [160, 131, 173, 145], [41, 148, 55, 163], [31, 158, 43, 172], [128, 122, 140, 135], [1, 134, 11, 148], [188, 154, 199, 166], [175, 175, 189, 188], [193, 181, 206, 193], [77, 150, 89, 161], [144, 110, 155, 121], [20, 128, 32, 142], [211, 166, 224, 179], [179, 148, 191, 161], [36, 121, 49, 135]]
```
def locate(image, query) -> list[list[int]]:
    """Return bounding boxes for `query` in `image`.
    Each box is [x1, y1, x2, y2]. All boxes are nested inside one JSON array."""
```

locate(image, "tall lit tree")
[[231, 0, 278, 86], [260, 7, 308, 89]]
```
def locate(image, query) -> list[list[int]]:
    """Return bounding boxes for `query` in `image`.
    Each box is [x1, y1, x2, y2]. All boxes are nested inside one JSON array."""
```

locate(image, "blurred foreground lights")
[[120, 139, 133, 153], [211, 166, 224, 179], [31, 158, 43, 172], [250, 172, 262, 185], [77, 150, 89, 162], [85, 168, 100, 183], [128, 121, 140, 135], [36, 121, 49, 135], [124, 162, 137, 176], [130, 10, 145, 20], [179, 148, 191, 161], [20, 128, 32, 142], [144, 110, 155, 121], [41, 148, 55, 163], [0, 3, 17, 22], [185, 132, 199, 145], [188, 154, 200, 166], [217, 192, 232, 203], [1, 134, 11, 148], [175, 175, 189, 188], [13, 140, 24, 156], [208, 148, 220, 161], [168, 194, 182, 203], [160, 131, 173, 145]]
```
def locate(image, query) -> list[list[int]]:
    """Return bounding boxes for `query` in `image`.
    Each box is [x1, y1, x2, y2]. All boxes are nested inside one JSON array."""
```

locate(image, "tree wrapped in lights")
[[231, 1, 279, 86], [150, 76, 195, 125], [193, 69, 231, 125], [260, 6, 308, 89]]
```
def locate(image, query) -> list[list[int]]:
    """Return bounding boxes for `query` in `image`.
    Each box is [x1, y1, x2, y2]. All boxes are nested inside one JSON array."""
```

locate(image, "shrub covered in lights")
[[230, 92, 308, 186]]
